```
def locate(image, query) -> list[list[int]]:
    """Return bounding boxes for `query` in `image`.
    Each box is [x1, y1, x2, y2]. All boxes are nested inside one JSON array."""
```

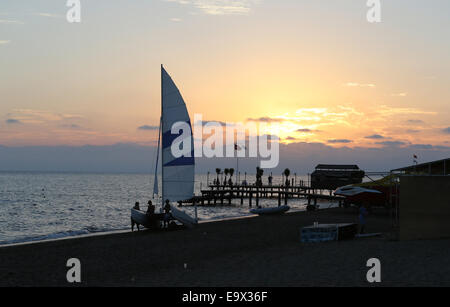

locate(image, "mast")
[[161, 64, 164, 209], [153, 116, 161, 198]]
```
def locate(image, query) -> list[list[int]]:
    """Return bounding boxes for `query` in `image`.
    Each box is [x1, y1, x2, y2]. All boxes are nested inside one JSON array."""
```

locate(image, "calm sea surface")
[[0, 172, 338, 245]]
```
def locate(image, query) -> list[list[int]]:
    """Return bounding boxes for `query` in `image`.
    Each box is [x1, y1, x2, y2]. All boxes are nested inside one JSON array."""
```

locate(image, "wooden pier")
[[180, 184, 345, 208]]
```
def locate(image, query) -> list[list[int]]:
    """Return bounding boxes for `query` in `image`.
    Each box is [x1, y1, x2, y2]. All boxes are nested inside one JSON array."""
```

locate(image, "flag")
[[235, 143, 245, 150]]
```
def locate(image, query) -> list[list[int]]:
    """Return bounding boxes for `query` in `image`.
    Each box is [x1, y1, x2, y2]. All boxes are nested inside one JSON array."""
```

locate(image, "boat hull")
[[130, 209, 161, 228], [170, 205, 197, 228], [250, 205, 290, 215], [334, 186, 395, 207]]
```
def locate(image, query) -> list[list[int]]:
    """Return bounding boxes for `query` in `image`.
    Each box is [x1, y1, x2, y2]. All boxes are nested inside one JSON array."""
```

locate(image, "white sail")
[[161, 66, 195, 203]]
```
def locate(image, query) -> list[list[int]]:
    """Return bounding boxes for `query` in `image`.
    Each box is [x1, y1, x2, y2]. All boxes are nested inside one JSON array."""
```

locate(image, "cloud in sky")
[[410, 144, 434, 150], [0, 40, 10, 45], [443, 127, 450, 134], [375, 141, 406, 147], [247, 117, 284, 123], [0, 19, 23, 24], [195, 120, 231, 126], [7, 109, 83, 125], [344, 82, 375, 88], [328, 139, 352, 144], [6, 119, 21, 124], [166, 0, 261, 15], [406, 119, 425, 124], [61, 124, 82, 129], [365, 134, 386, 139], [138, 125, 159, 131], [391, 92, 408, 97], [33, 12, 64, 19], [377, 105, 437, 117]]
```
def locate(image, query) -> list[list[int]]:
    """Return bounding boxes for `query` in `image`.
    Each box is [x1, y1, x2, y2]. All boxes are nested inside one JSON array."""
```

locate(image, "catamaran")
[[131, 65, 197, 229]]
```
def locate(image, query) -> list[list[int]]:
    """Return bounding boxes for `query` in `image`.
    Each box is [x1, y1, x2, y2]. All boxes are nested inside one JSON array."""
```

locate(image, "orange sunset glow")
[[1, 1, 449, 150]]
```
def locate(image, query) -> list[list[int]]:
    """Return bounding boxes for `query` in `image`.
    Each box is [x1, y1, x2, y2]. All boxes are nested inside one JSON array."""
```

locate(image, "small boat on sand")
[[334, 174, 399, 208], [250, 205, 290, 215]]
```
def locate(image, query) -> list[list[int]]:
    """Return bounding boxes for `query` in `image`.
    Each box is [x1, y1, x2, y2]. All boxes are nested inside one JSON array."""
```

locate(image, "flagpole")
[[236, 155, 239, 185]]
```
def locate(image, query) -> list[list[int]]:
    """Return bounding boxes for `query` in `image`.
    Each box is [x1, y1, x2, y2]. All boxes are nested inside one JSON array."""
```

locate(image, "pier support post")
[[256, 188, 259, 207]]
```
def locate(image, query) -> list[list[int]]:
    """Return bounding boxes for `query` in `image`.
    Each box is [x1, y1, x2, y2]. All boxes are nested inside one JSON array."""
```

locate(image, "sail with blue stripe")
[[161, 66, 195, 203]]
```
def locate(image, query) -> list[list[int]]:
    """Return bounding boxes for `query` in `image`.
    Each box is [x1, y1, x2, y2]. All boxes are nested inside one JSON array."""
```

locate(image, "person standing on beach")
[[131, 202, 141, 231], [359, 203, 369, 234], [163, 199, 171, 228], [146, 200, 155, 215]]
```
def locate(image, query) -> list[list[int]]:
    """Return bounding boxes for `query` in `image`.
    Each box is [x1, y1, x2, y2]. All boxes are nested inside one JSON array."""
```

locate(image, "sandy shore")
[[1, 208, 450, 286]]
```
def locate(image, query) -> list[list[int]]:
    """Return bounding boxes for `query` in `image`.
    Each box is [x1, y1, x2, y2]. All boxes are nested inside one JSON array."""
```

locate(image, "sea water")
[[0, 172, 338, 245]]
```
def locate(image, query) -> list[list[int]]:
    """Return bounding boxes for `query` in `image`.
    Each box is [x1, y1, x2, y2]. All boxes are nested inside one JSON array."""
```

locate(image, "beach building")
[[391, 158, 450, 240], [391, 158, 450, 175], [310, 164, 365, 190]]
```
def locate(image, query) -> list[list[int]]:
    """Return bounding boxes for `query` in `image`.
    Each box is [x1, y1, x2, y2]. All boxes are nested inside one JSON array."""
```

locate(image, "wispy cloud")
[[296, 128, 313, 133], [377, 105, 437, 116], [7, 109, 84, 125], [406, 129, 420, 134], [247, 117, 284, 123], [442, 127, 450, 134], [60, 124, 82, 129], [6, 119, 21, 124], [166, 0, 261, 15], [138, 125, 159, 131], [410, 144, 433, 150], [406, 119, 425, 124], [365, 134, 386, 139], [375, 141, 406, 147], [33, 12, 64, 19], [170, 17, 182, 22], [196, 120, 230, 126], [344, 82, 375, 88], [391, 92, 407, 97], [328, 139, 353, 144], [0, 19, 24, 24], [0, 40, 11, 45]]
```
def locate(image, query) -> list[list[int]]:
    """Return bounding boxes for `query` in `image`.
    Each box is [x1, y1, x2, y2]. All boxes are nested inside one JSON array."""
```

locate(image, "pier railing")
[[180, 183, 344, 208]]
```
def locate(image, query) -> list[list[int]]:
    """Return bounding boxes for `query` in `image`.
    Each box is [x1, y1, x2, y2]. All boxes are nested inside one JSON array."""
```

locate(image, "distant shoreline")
[[0, 170, 265, 175]]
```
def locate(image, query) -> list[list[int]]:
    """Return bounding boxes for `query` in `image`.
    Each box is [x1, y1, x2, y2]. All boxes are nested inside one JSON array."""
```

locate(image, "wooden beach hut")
[[310, 164, 365, 190]]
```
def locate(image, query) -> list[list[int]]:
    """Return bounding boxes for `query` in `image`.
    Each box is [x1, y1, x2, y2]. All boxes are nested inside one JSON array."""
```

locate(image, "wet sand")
[[1, 208, 450, 286]]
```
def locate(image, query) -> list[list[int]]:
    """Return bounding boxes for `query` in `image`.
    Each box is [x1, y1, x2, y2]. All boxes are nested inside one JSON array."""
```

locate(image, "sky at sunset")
[[1, 0, 449, 172]]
